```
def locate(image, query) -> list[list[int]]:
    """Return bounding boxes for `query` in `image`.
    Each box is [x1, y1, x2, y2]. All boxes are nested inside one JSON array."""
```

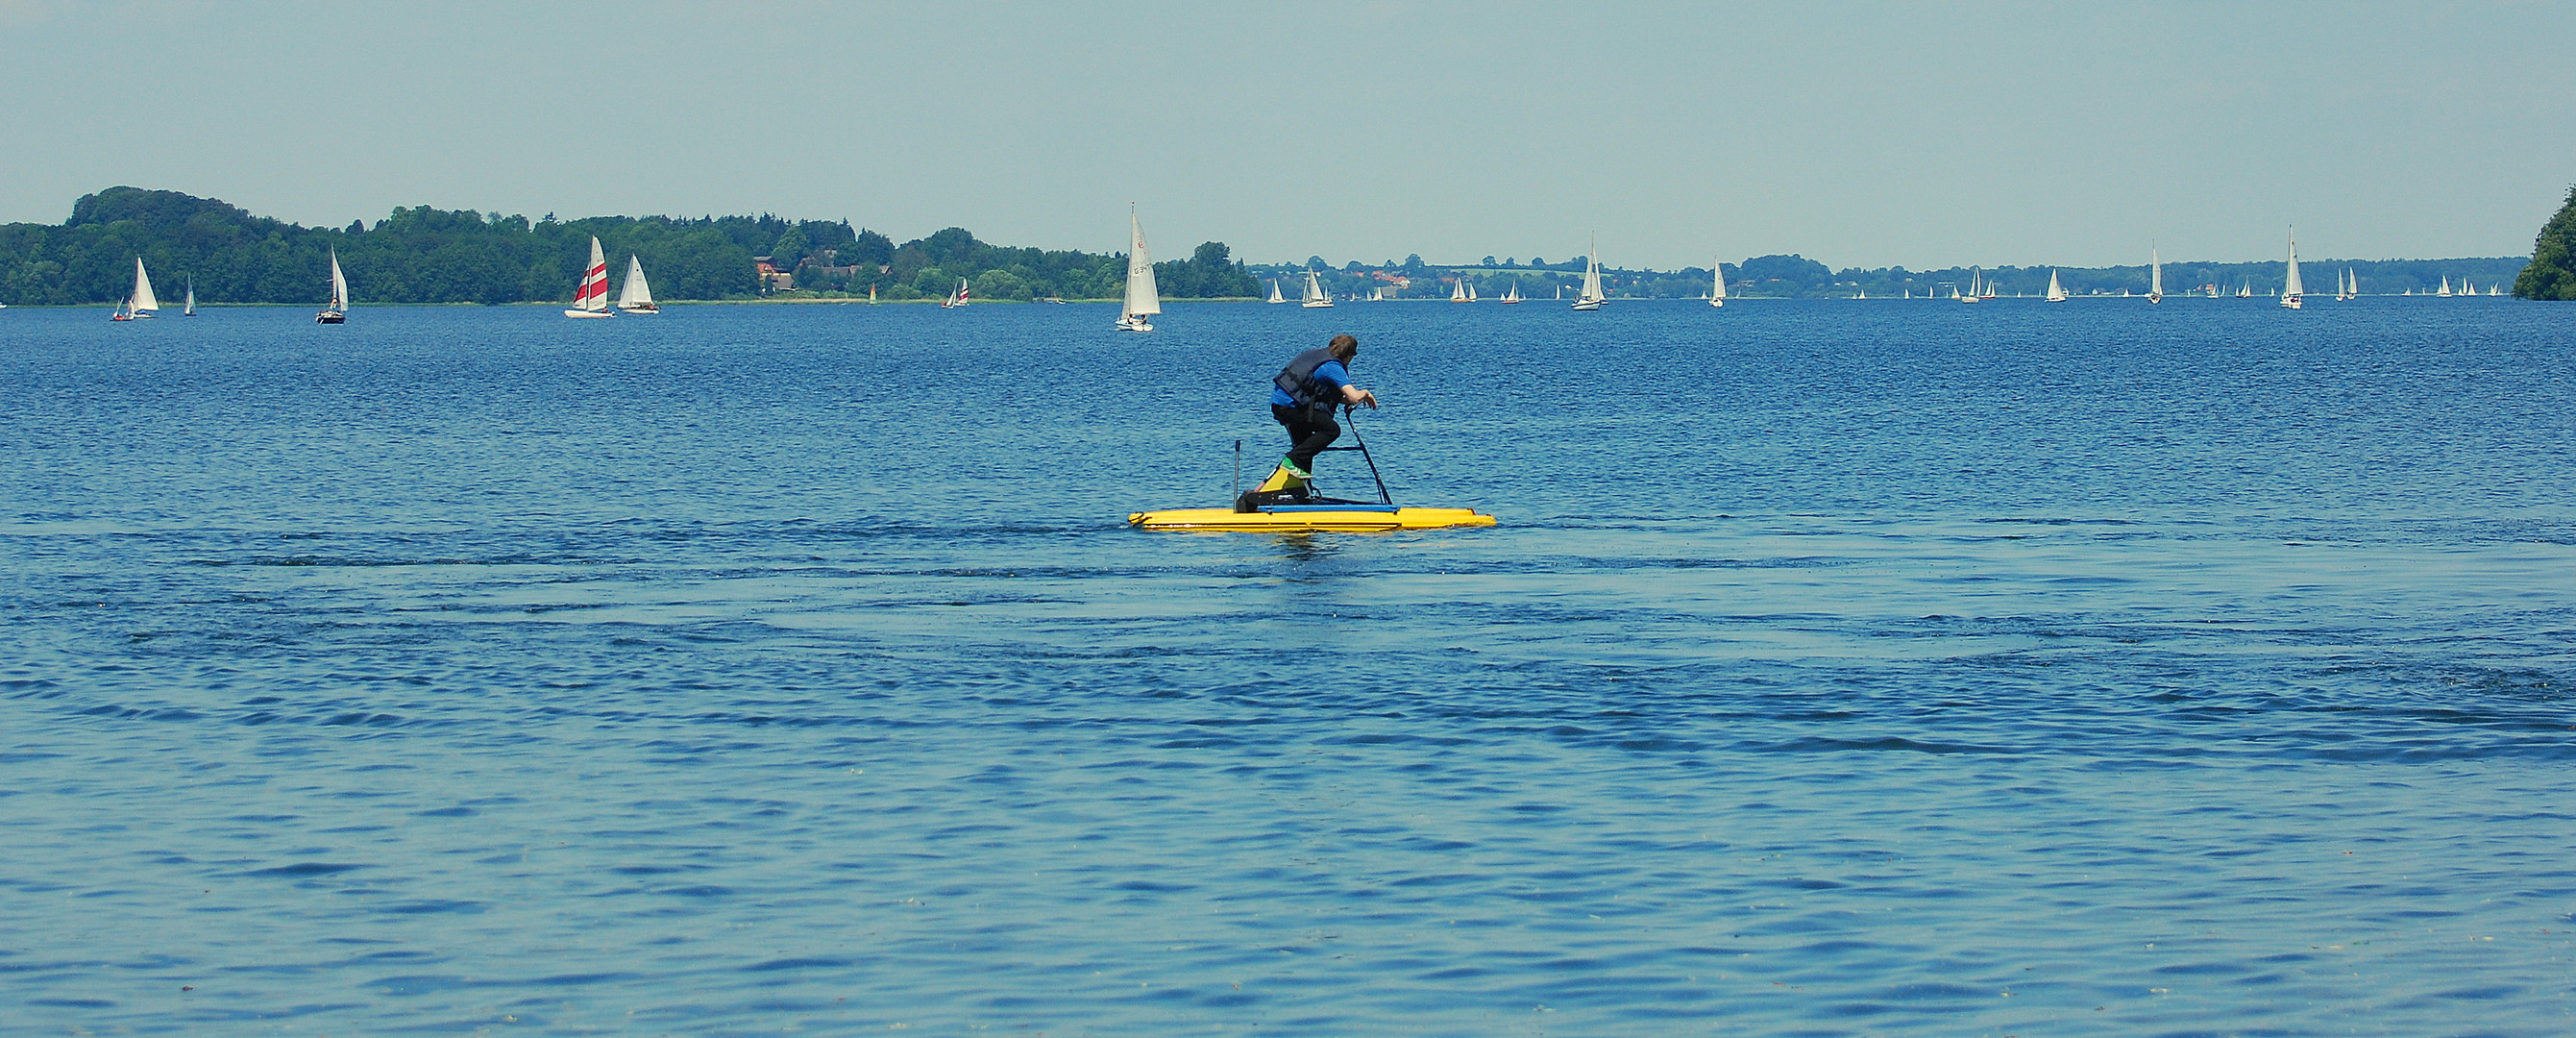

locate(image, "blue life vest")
[[1273, 348, 1345, 414]]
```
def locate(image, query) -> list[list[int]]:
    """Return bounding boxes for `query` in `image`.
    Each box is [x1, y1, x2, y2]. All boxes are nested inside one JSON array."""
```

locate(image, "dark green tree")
[[2515, 185, 2576, 300]]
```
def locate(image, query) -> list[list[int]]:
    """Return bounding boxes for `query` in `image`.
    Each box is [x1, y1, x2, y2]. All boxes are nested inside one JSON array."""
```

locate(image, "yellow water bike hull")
[[1127, 507, 1496, 532]]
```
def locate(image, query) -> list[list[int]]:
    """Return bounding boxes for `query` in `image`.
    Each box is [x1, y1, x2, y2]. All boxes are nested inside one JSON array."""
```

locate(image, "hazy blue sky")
[[5, 1, 2565, 269]]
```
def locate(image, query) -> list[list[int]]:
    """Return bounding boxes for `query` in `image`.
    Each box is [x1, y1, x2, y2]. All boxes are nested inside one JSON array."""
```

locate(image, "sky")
[[3, 1, 2566, 270]]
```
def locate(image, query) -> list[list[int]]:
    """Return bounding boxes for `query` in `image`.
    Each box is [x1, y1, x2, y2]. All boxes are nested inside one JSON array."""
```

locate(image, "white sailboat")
[[1450, 276, 1468, 302], [1571, 237, 1606, 310], [2147, 246, 2163, 304], [2437, 276, 2453, 297], [1500, 279, 1521, 304], [616, 255, 658, 313], [1466, 279, 1477, 302], [2279, 228, 2303, 309], [2045, 269, 2068, 302], [1116, 207, 1159, 333], [1266, 279, 1286, 304], [125, 258, 160, 318], [1370, 285, 1385, 302], [943, 278, 969, 308], [1301, 269, 1333, 308], [565, 237, 615, 317], [184, 280, 197, 316], [316, 249, 348, 323], [1958, 267, 1982, 304], [2337, 268, 2354, 301], [1709, 260, 1726, 308]]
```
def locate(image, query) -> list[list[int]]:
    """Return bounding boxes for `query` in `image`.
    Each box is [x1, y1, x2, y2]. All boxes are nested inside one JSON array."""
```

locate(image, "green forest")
[[2514, 185, 2576, 299], [3, 185, 2541, 306], [0, 187, 1260, 306]]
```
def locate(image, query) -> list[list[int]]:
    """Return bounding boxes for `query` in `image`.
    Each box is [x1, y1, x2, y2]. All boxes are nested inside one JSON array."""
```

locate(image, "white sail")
[[1117, 210, 1158, 331], [1959, 267, 1981, 303], [2148, 247, 2163, 303], [1302, 269, 1333, 308], [567, 236, 613, 315], [1267, 280, 1285, 304], [1710, 259, 1726, 308], [1573, 237, 1605, 309], [131, 258, 159, 313], [330, 252, 347, 310], [2280, 229, 2303, 309], [2045, 269, 2067, 302], [617, 255, 655, 310], [184, 282, 195, 316], [1451, 277, 1467, 302]]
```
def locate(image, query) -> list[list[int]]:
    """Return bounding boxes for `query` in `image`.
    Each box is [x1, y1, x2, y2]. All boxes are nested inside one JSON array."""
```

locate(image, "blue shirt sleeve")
[[1269, 360, 1353, 408]]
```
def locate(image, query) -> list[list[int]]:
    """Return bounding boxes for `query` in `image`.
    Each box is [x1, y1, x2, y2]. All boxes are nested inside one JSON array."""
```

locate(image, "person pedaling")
[[1239, 334, 1379, 512]]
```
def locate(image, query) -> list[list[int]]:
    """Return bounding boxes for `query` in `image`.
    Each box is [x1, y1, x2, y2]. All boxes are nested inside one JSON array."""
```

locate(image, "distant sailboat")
[[1466, 279, 1477, 302], [2147, 246, 2163, 304], [124, 258, 160, 319], [2279, 228, 2304, 309], [565, 237, 615, 317], [1571, 237, 1606, 310], [1501, 279, 1521, 304], [2337, 268, 2354, 301], [943, 278, 969, 308], [2045, 269, 2068, 302], [1301, 269, 1333, 308], [1709, 260, 1726, 308], [1370, 285, 1385, 302], [616, 255, 658, 313], [1267, 279, 1286, 304], [315, 250, 349, 323], [1450, 276, 1468, 302], [2437, 276, 2453, 297], [1116, 207, 1158, 333], [1959, 267, 1983, 304], [869, 284, 877, 304], [184, 280, 197, 316]]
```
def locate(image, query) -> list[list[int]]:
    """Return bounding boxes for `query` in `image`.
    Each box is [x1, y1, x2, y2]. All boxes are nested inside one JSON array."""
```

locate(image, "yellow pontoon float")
[[1128, 410, 1494, 532]]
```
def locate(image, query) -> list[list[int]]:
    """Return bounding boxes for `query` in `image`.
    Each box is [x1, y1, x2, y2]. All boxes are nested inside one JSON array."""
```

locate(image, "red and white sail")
[[573, 236, 612, 312]]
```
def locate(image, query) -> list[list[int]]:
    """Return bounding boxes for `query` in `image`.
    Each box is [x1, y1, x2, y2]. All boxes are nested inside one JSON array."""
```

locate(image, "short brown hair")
[[1327, 334, 1359, 358]]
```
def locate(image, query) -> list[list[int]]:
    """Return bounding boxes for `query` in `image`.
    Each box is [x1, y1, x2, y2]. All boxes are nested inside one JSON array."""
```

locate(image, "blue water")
[[4, 298, 2573, 1036]]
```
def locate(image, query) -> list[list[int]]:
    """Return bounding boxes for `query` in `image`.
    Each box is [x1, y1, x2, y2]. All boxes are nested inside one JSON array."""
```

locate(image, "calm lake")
[[4, 297, 2572, 1035]]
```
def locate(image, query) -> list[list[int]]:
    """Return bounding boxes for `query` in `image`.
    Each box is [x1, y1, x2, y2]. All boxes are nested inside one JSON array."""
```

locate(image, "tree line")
[[1257, 251, 2532, 301], [0, 186, 1258, 306]]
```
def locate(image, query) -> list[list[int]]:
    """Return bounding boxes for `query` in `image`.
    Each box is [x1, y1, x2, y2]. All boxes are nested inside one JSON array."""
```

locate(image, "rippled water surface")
[[5, 299, 2574, 1035]]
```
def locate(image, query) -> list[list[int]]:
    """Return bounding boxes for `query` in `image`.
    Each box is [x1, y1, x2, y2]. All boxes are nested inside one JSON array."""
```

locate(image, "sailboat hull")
[[1116, 318, 1153, 333], [314, 311, 345, 324], [564, 309, 615, 319], [619, 305, 660, 313]]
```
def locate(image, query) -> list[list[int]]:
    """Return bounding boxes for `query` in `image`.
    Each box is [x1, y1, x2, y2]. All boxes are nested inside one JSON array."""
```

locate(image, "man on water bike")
[[1244, 334, 1378, 507]]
